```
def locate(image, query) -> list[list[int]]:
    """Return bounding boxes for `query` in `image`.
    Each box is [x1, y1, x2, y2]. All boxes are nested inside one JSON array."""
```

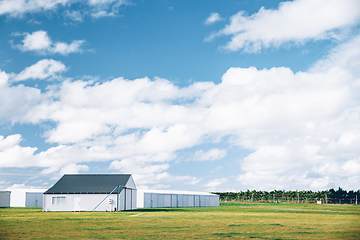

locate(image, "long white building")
[[137, 189, 219, 208]]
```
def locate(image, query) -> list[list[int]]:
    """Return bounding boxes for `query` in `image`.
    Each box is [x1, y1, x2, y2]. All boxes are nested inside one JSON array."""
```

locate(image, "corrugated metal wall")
[[25, 192, 43, 207], [143, 193, 219, 208], [0, 191, 11, 207]]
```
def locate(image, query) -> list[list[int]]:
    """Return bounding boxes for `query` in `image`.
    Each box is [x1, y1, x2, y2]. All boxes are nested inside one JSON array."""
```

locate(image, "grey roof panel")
[[44, 174, 134, 194]]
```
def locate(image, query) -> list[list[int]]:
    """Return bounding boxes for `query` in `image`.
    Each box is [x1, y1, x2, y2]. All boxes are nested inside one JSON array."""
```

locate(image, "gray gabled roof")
[[44, 174, 135, 194]]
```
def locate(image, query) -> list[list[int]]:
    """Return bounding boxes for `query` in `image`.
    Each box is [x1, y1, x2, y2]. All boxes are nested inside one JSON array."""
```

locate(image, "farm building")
[[43, 174, 137, 212], [0, 191, 11, 207], [137, 189, 219, 208], [6, 189, 46, 207]]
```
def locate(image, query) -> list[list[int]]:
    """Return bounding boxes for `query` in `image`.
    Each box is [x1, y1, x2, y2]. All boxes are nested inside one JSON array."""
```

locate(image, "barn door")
[[74, 197, 81, 211]]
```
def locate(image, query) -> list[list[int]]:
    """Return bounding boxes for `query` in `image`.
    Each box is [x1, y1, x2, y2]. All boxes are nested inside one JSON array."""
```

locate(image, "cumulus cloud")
[[12, 30, 85, 55], [0, 69, 47, 123], [204, 12, 223, 25], [0, 70, 9, 86], [1, 34, 360, 190], [13, 59, 66, 81], [206, 0, 360, 52], [0, 135, 38, 168]]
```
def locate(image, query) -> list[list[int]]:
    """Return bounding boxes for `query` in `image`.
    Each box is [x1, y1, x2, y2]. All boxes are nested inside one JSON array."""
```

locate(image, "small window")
[[58, 197, 66, 205], [52, 196, 66, 205]]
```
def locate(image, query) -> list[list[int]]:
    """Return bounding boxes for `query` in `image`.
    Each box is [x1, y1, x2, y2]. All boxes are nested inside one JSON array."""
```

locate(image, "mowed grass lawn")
[[1, 202, 359, 239]]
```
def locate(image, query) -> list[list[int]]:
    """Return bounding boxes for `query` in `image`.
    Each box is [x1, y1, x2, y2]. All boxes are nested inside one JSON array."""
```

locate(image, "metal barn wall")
[[141, 192, 219, 208], [0, 191, 11, 207], [210, 195, 219, 207], [118, 188, 137, 211], [25, 192, 43, 207]]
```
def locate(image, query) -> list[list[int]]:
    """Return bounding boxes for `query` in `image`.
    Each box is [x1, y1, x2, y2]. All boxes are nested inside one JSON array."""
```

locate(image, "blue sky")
[[1, 0, 360, 192]]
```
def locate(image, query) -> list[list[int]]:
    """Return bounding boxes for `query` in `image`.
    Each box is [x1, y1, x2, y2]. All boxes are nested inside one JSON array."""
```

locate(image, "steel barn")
[[43, 174, 137, 212], [137, 189, 219, 208]]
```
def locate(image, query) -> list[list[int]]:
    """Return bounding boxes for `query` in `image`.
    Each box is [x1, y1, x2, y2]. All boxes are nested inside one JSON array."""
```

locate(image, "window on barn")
[[58, 197, 66, 205], [52, 197, 66, 205]]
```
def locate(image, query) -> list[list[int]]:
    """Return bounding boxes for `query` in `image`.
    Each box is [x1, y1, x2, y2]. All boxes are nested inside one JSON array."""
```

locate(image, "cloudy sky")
[[1, 0, 360, 192]]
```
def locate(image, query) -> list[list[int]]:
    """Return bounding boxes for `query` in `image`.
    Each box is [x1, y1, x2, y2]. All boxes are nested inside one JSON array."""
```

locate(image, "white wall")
[[137, 189, 219, 208], [43, 194, 115, 212], [137, 190, 144, 208], [5, 189, 46, 207], [43, 190, 137, 212]]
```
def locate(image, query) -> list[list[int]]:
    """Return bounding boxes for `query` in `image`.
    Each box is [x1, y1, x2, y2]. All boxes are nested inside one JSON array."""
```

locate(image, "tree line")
[[212, 187, 359, 204]]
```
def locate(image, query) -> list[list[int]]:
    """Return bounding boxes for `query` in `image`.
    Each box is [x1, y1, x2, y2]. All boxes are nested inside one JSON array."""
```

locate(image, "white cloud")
[[1, 34, 360, 190], [204, 12, 223, 25], [0, 0, 131, 19], [0, 0, 69, 17], [0, 70, 9, 86], [91, 10, 115, 18], [18, 30, 51, 51], [57, 163, 89, 178], [0, 135, 38, 168], [204, 178, 228, 191], [88, 0, 117, 5], [27, 19, 42, 24], [0, 69, 46, 123], [0, 134, 23, 151], [13, 59, 66, 81], [64, 10, 83, 22], [12, 30, 85, 55], [109, 158, 200, 187], [109, 159, 170, 174], [88, 0, 132, 19], [194, 148, 226, 161], [206, 0, 360, 52], [52, 40, 85, 55]]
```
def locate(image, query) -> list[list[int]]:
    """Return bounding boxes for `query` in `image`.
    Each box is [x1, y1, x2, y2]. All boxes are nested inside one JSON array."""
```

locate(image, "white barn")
[[137, 189, 219, 208], [43, 174, 137, 212], [6, 189, 46, 207]]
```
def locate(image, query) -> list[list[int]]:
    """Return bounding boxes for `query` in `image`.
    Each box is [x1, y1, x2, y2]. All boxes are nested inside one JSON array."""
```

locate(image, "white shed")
[[2, 188, 46, 207], [43, 174, 137, 212], [5, 189, 46, 207], [137, 189, 219, 208]]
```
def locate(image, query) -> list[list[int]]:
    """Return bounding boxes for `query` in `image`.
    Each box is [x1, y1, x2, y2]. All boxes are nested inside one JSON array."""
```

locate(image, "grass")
[[0, 202, 359, 239]]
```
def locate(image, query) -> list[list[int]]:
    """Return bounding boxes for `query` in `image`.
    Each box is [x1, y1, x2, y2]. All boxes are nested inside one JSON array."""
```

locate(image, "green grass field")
[[1, 202, 359, 239]]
